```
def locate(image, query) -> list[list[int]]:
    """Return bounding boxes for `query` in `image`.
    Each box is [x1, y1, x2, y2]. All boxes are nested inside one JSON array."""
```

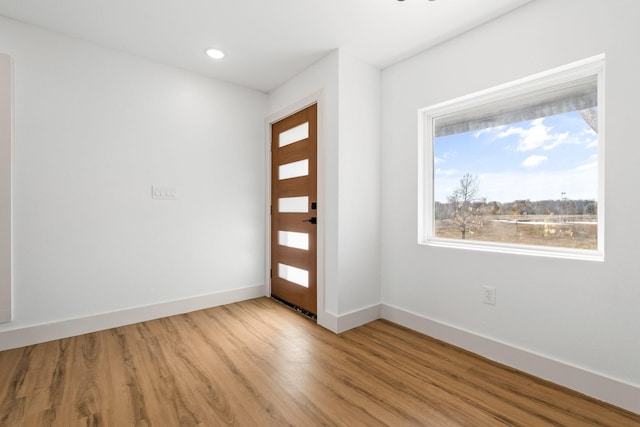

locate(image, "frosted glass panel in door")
[[279, 159, 309, 180], [278, 196, 308, 213], [278, 263, 309, 288], [278, 231, 309, 250], [279, 122, 309, 147]]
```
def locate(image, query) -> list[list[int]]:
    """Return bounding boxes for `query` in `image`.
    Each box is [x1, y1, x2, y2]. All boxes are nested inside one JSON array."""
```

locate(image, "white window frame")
[[418, 54, 605, 261]]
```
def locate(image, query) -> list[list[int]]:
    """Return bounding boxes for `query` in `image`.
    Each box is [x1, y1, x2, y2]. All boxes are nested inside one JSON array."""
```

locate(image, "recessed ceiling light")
[[205, 48, 225, 59]]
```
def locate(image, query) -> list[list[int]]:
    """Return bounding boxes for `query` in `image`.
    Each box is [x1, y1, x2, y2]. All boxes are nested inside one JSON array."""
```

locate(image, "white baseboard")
[[0, 284, 266, 352], [337, 304, 381, 333], [317, 311, 338, 333], [317, 304, 381, 334], [381, 303, 640, 415]]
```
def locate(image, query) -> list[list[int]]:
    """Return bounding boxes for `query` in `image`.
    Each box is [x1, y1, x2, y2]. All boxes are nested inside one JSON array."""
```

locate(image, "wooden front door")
[[270, 104, 317, 315]]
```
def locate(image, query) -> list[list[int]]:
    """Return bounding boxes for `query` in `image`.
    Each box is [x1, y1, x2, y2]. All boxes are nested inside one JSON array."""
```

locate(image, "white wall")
[[381, 0, 640, 410], [337, 53, 381, 315], [268, 50, 381, 331], [0, 53, 11, 323], [0, 17, 267, 345]]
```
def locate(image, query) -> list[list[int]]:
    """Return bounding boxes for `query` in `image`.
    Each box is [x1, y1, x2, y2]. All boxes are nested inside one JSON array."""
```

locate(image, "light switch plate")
[[152, 185, 177, 200], [483, 286, 496, 305]]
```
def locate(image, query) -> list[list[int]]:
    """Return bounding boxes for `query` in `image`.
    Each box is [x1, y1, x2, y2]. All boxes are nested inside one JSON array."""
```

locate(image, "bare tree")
[[448, 173, 484, 239]]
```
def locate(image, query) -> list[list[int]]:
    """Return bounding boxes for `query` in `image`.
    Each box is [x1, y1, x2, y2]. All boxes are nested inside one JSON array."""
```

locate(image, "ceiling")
[[0, 0, 532, 93]]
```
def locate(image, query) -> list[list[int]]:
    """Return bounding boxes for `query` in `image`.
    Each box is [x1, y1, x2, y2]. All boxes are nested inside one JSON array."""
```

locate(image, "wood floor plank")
[[158, 312, 258, 426], [1, 297, 639, 426], [199, 307, 326, 425], [348, 319, 639, 426], [344, 324, 559, 426], [344, 323, 553, 425], [105, 327, 151, 426], [0, 346, 29, 424]]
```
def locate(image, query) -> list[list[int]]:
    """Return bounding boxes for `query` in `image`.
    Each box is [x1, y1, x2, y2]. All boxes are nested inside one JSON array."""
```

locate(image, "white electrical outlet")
[[152, 185, 178, 200], [483, 286, 496, 305]]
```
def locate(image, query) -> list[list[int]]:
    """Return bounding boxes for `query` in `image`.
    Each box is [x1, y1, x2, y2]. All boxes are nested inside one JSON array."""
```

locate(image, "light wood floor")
[[1, 298, 639, 426]]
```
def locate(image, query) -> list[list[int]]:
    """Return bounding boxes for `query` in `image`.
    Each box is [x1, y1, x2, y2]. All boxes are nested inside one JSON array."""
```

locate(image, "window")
[[419, 55, 604, 260]]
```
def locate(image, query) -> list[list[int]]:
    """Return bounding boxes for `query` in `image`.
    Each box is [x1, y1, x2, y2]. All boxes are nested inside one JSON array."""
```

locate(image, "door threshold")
[[271, 296, 317, 321]]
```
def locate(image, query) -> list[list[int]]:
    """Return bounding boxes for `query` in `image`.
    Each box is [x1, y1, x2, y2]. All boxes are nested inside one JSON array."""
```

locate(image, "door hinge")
[[270, 268, 272, 278]]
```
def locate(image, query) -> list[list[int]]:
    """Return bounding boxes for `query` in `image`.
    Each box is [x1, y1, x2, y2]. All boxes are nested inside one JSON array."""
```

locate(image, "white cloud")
[[497, 127, 519, 139], [434, 156, 444, 165], [541, 132, 569, 151], [435, 168, 459, 177], [474, 125, 505, 138], [574, 160, 598, 171], [497, 118, 582, 152], [498, 118, 551, 151], [522, 155, 548, 168], [545, 128, 597, 151], [442, 150, 457, 160]]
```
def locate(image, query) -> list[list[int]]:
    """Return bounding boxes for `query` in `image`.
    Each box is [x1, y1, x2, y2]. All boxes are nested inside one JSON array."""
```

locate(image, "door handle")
[[303, 217, 317, 224]]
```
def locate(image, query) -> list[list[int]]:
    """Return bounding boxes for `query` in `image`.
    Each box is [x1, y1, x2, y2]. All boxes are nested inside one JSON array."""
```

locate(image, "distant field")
[[435, 215, 597, 250]]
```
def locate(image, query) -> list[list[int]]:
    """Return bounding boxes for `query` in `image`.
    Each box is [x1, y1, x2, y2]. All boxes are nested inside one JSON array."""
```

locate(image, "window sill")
[[421, 238, 604, 262]]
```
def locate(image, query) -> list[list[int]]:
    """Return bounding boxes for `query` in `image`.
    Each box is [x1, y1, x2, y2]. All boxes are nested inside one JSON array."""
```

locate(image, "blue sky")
[[433, 111, 598, 203]]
